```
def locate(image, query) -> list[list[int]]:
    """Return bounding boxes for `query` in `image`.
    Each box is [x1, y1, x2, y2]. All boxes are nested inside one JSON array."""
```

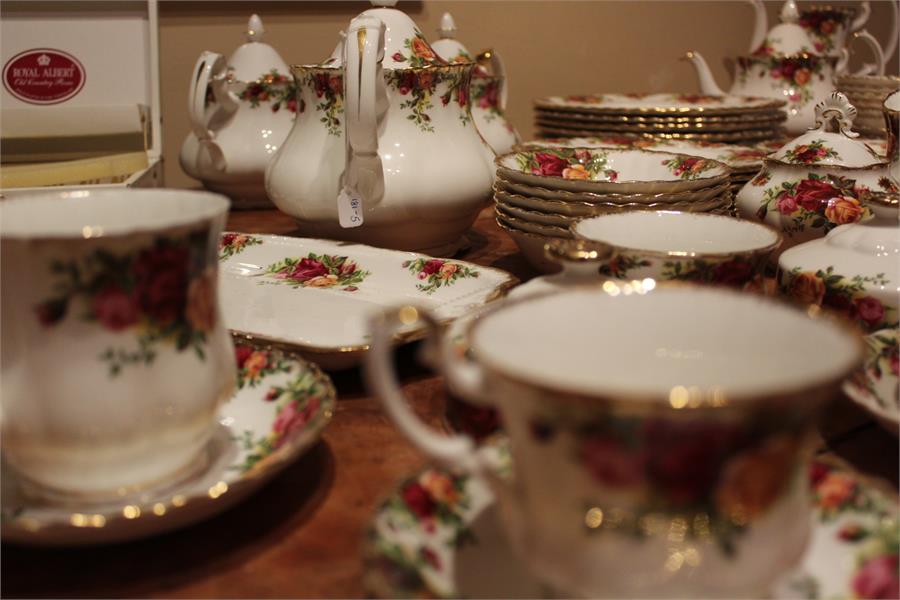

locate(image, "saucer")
[[843, 328, 900, 435], [1, 341, 335, 546], [364, 452, 898, 598]]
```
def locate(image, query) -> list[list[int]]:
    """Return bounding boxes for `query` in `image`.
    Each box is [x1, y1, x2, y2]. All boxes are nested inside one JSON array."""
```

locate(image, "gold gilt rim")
[[534, 109, 787, 124], [460, 282, 865, 414], [803, 4, 858, 17], [862, 191, 900, 208], [536, 128, 783, 143], [533, 97, 787, 116], [569, 211, 783, 260], [762, 156, 890, 171], [1, 341, 337, 539], [494, 187, 731, 212], [496, 211, 570, 238], [291, 63, 474, 76], [534, 118, 787, 133], [495, 176, 732, 203]]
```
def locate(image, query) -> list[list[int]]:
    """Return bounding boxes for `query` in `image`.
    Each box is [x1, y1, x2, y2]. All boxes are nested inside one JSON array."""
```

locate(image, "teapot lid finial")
[[246, 14, 264, 42], [438, 12, 457, 39], [369, 0, 399, 6], [780, 0, 800, 24], [813, 92, 860, 138]]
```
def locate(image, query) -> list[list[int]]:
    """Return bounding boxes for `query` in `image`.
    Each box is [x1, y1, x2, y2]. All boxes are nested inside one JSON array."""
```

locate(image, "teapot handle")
[[188, 51, 227, 171], [848, 30, 885, 77], [343, 16, 386, 205], [849, 1, 872, 32]]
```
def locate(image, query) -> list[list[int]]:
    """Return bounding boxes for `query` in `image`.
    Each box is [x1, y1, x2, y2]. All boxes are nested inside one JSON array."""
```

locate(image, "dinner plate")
[[218, 233, 516, 370], [536, 126, 783, 144], [1, 342, 335, 546], [842, 328, 899, 435], [534, 93, 787, 115], [363, 452, 899, 599], [534, 108, 787, 124], [535, 116, 787, 133], [495, 174, 730, 204]]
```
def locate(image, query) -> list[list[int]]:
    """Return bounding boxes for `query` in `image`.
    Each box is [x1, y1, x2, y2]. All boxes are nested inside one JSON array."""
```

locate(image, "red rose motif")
[[823, 291, 858, 321], [711, 259, 754, 287], [794, 178, 840, 212], [287, 98, 298, 113], [288, 258, 328, 282], [340, 261, 357, 276], [457, 84, 468, 107], [809, 461, 829, 487], [532, 152, 568, 177], [235, 345, 254, 368], [421, 259, 445, 275], [855, 297, 885, 327], [580, 435, 645, 487], [265, 387, 280, 401], [392, 52, 405, 63], [133, 244, 189, 325], [35, 298, 67, 327], [92, 285, 139, 331], [313, 74, 329, 97], [890, 352, 899, 376], [852, 555, 900, 600], [401, 482, 436, 519], [221, 233, 237, 248], [478, 82, 498, 109], [272, 400, 312, 448], [328, 76, 343, 96], [777, 194, 799, 214], [420, 547, 441, 570]]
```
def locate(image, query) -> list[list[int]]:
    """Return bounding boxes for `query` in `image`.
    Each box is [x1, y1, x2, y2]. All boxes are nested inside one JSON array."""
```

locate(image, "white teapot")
[[265, 3, 495, 255], [179, 15, 295, 209], [431, 12, 520, 155]]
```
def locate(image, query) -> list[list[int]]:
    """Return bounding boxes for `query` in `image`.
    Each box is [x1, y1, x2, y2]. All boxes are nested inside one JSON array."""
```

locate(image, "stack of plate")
[[837, 75, 900, 136], [493, 146, 733, 272], [533, 93, 788, 144], [520, 136, 766, 204]]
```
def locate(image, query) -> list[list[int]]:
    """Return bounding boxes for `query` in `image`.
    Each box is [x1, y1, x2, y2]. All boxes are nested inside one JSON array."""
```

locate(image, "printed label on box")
[[3, 48, 85, 104]]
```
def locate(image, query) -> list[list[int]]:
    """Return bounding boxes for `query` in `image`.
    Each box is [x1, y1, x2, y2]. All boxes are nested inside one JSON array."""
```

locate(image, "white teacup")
[[1, 189, 235, 502], [366, 285, 862, 598], [572, 211, 781, 289]]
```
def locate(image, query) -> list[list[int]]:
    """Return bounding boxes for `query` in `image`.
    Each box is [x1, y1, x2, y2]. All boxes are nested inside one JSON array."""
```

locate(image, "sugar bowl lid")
[[770, 92, 886, 168], [227, 15, 290, 80], [755, 0, 818, 56], [322, 0, 448, 69]]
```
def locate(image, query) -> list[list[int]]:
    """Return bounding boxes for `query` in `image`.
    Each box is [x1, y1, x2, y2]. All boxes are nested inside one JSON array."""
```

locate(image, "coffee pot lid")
[[771, 92, 886, 168], [227, 15, 291, 81], [322, 1, 448, 69], [754, 0, 820, 56]]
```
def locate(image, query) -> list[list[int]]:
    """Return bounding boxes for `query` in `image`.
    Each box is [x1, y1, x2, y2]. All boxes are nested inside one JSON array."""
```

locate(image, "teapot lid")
[[431, 12, 474, 63], [322, 2, 449, 69], [771, 92, 886, 168], [227, 15, 291, 81], [754, 0, 819, 56]]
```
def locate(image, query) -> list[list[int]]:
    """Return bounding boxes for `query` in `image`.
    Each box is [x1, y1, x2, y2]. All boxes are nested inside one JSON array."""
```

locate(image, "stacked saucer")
[[533, 93, 787, 143], [837, 74, 900, 136], [494, 147, 732, 272]]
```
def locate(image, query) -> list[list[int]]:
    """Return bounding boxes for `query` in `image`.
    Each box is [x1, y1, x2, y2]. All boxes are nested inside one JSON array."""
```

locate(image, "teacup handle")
[[849, 1, 872, 33], [188, 51, 227, 171], [364, 306, 490, 473], [847, 30, 885, 76]]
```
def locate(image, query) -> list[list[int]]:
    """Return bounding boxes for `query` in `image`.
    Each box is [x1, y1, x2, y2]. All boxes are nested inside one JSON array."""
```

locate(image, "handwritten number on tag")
[[338, 187, 365, 229]]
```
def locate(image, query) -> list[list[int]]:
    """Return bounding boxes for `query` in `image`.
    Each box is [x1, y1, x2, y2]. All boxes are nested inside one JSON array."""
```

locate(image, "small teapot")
[[735, 92, 898, 254], [265, 2, 495, 255], [179, 15, 295, 209], [686, 0, 848, 134], [431, 12, 520, 155]]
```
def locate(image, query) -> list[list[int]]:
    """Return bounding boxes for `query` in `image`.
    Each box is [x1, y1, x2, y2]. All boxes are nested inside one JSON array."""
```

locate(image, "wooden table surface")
[[3, 207, 898, 598]]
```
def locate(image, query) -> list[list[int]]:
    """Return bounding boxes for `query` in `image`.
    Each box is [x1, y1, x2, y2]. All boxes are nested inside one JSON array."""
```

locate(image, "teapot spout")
[[746, 0, 768, 53], [683, 51, 725, 96]]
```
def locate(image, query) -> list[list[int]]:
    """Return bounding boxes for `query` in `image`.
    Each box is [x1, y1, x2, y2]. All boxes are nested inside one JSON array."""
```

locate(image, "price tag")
[[338, 187, 365, 229]]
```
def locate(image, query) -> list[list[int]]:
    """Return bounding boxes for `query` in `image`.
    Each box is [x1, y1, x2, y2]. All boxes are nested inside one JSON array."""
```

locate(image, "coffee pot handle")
[[188, 51, 227, 171], [343, 16, 386, 206], [849, 1, 871, 33], [364, 305, 492, 474]]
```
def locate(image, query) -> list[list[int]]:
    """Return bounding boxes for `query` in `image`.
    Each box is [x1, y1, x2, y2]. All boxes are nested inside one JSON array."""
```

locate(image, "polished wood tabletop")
[[2, 207, 897, 599]]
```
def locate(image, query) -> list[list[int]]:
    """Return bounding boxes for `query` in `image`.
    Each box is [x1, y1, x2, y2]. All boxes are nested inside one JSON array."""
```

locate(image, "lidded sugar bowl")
[[431, 12, 520, 155], [179, 15, 295, 209], [736, 92, 898, 254], [265, 2, 495, 255]]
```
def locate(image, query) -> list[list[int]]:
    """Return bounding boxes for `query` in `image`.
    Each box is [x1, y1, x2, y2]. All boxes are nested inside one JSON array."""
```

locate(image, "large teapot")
[[687, 0, 849, 134], [179, 15, 295, 209], [265, 4, 495, 255]]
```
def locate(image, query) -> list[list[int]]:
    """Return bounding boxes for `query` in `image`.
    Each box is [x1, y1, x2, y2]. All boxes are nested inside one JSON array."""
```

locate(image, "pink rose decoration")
[[288, 258, 328, 282], [777, 194, 799, 215], [532, 152, 568, 177], [855, 297, 885, 328], [92, 285, 139, 331], [421, 259, 445, 275], [852, 555, 900, 599]]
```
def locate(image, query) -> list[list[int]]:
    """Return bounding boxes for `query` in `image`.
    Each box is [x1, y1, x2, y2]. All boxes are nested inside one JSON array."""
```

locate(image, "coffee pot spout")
[[683, 51, 725, 96]]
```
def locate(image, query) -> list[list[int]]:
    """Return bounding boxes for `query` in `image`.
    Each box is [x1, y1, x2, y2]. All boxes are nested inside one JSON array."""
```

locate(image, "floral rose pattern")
[[750, 169, 772, 187], [385, 68, 470, 132], [662, 155, 720, 180], [781, 266, 896, 332], [219, 233, 263, 260], [402, 258, 479, 295], [850, 330, 900, 410], [781, 139, 840, 165], [471, 77, 511, 130], [737, 55, 825, 108], [598, 254, 653, 279], [35, 233, 214, 376], [300, 70, 344, 136], [799, 10, 848, 54], [661, 256, 763, 289], [232, 344, 329, 473], [390, 33, 448, 68], [264, 253, 370, 292], [756, 173, 872, 236], [516, 148, 617, 181], [235, 69, 299, 115]]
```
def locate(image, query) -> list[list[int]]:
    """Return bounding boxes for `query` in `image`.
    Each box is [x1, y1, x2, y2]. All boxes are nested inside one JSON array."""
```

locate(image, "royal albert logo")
[[3, 48, 85, 104]]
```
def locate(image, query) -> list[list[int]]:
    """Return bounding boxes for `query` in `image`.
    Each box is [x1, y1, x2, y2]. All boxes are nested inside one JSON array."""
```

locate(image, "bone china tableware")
[[364, 456, 899, 599], [265, 3, 495, 255], [496, 147, 730, 194], [217, 232, 515, 370], [799, 2, 872, 57], [572, 211, 781, 288], [1, 189, 234, 502], [736, 93, 898, 254], [366, 284, 864, 598], [842, 328, 900, 435], [2, 341, 335, 546], [179, 15, 295, 209], [431, 12, 520, 155]]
